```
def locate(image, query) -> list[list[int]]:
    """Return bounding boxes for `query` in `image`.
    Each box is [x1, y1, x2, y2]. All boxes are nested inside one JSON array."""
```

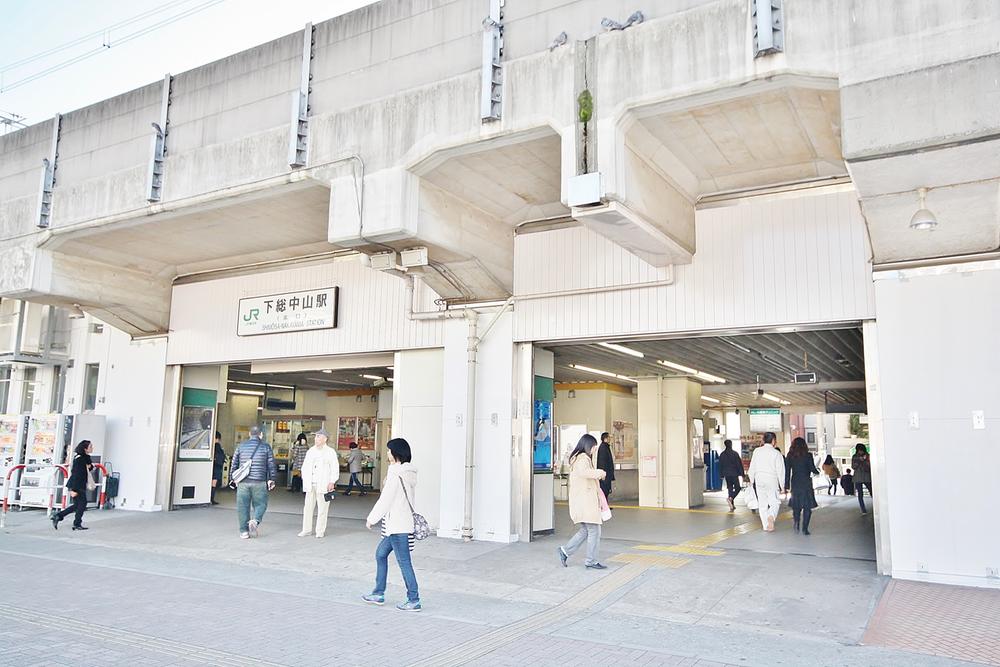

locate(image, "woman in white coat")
[[557, 434, 608, 570], [298, 428, 339, 538], [362, 438, 421, 612], [747, 431, 786, 532]]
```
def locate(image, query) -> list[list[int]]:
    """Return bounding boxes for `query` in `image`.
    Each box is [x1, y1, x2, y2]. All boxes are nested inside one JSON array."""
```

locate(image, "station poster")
[[611, 420, 636, 464], [337, 417, 357, 449], [357, 417, 377, 450], [177, 388, 216, 460]]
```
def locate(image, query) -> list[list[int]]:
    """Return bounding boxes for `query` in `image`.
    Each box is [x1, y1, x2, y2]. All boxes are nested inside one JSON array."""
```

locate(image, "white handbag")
[[741, 483, 759, 510]]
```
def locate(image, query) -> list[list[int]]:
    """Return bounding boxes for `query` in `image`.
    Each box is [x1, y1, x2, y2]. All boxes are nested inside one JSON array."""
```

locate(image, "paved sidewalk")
[[0, 501, 990, 666]]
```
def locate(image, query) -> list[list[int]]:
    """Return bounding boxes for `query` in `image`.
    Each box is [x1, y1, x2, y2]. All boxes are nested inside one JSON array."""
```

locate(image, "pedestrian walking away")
[[821, 455, 840, 496], [785, 437, 820, 535], [596, 432, 615, 501], [52, 440, 95, 531], [363, 437, 421, 612], [747, 432, 785, 532], [344, 442, 366, 496], [211, 431, 225, 505], [558, 433, 609, 570], [288, 432, 309, 492], [719, 439, 745, 511], [299, 428, 339, 538], [229, 425, 276, 538], [840, 468, 855, 496], [852, 444, 873, 514]]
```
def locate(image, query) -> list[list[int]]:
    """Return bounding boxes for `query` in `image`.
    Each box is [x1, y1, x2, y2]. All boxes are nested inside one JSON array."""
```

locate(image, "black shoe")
[[72, 525, 89, 531], [803, 528, 811, 535], [793, 519, 800, 533], [51, 515, 60, 530], [586, 562, 608, 570], [210, 500, 219, 505]]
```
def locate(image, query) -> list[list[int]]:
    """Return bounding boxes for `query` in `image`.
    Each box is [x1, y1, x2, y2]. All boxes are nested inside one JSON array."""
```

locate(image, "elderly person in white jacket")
[[298, 428, 339, 538], [362, 438, 421, 612], [747, 431, 786, 532]]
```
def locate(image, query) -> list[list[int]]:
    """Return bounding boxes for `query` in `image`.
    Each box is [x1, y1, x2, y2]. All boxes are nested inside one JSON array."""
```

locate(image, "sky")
[[0, 0, 378, 129]]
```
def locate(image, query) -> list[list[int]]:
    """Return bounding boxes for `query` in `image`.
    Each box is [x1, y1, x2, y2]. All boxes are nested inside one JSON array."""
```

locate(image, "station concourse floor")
[[1, 490, 997, 666]]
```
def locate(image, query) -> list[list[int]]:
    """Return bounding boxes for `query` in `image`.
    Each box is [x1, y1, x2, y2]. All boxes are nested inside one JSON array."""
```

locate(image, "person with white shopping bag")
[[557, 434, 610, 570], [747, 431, 785, 532]]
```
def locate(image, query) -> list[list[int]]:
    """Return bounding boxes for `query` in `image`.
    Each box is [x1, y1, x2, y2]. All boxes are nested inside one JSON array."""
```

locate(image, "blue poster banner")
[[533, 399, 552, 471]]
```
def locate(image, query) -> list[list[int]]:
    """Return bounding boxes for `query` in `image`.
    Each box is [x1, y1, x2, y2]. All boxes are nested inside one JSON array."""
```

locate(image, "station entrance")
[[171, 357, 395, 521], [536, 324, 878, 563]]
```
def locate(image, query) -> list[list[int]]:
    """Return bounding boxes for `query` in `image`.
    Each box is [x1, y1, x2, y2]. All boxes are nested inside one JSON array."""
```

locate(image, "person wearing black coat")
[[784, 437, 820, 534], [719, 439, 745, 511], [52, 440, 94, 531], [596, 432, 615, 500], [211, 431, 225, 505]]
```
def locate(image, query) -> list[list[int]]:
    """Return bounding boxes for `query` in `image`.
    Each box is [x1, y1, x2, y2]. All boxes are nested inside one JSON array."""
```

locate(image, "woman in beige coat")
[[557, 434, 608, 570]]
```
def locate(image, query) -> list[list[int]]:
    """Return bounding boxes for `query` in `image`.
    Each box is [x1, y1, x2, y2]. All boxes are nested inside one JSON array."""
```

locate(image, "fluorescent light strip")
[[701, 395, 721, 404], [570, 364, 637, 384], [266, 383, 295, 390], [361, 374, 384, 381], [321, 369, 333, 374], [228, 389, 264, 396], [761, 392, 791, 406], [230, 380, 266, 387], [657, 359, 726, 384], [598, 342, 645, 358]]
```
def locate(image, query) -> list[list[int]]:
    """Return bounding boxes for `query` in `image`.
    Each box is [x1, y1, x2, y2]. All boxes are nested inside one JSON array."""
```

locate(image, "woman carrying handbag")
[[557, 434, 609, 570]]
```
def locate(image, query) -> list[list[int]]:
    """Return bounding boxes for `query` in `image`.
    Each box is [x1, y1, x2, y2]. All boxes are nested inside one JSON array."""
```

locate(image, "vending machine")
[[19, 414, 106, 507], [0, 415, 28, 495]]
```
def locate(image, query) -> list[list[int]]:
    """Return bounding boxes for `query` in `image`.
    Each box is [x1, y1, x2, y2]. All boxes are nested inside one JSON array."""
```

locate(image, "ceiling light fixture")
[[230, 380, 266, 387], [265, 383, 294, 390], [909, 187, 937, 231], [701, 395, 721, 404], [657, 359, 726, 384], [761, 392, 791, 406], [228, 388, 264, 396], [322, 369, 333, 374], [569, 364, 637, 384], [598, 342, 645, 358], [361, 374, 384, 381]]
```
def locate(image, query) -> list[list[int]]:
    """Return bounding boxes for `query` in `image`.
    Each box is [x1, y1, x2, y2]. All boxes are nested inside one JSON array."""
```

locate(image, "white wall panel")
[[513, 190, 875, 341], [167, 259, 444, 365]]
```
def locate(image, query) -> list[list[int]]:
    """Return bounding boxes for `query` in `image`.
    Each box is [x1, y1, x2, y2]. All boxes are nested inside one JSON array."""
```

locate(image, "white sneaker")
[[248, 520, 259, 538], [297, 530, 312, 537], [315, 533, 325, 539], [240, 532, 250, 539]]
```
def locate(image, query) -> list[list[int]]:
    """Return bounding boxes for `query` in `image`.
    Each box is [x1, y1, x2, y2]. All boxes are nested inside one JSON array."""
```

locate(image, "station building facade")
[[1, 0, 998, 589]]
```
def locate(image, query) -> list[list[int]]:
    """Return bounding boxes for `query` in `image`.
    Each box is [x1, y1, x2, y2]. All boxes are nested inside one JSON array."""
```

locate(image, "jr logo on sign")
[[243, 308, 259, 322]]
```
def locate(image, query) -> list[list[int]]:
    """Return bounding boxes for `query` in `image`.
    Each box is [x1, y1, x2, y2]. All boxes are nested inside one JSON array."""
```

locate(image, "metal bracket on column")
[[751, 0, 783, 57], [147, 73, 172, 202], [288, 22, 315, 168], [480, 0, 504, 122], [35, 113, 61, 229]]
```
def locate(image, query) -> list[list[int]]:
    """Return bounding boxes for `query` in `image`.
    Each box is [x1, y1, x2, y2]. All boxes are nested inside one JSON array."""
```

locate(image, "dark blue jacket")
[[230, 437, 276, 483]]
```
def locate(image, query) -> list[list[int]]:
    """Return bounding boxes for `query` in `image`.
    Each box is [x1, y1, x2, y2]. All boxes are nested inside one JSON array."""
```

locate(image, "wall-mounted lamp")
[[568, 389, 576, 399], [909, 187, 938, 231]]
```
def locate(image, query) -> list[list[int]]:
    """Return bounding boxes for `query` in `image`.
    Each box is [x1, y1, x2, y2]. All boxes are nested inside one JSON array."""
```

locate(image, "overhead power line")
[[0, 0, 226, 93]]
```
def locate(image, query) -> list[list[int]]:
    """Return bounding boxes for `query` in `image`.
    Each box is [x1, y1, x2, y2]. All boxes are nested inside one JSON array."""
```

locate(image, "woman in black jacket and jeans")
[[52, 440, 93, 531]]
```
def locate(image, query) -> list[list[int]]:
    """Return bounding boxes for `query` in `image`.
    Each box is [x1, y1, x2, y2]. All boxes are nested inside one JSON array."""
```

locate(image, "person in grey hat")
[[229, 425, 276, 539], [299, 427, 339, 538]]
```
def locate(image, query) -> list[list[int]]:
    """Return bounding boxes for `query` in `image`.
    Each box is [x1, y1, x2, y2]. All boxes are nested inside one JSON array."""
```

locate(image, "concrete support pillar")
[[637, 377, 704, 509]]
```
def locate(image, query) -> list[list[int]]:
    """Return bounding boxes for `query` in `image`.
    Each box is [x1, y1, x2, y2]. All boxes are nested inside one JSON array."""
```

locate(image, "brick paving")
[[863, 579, 1000, 666]]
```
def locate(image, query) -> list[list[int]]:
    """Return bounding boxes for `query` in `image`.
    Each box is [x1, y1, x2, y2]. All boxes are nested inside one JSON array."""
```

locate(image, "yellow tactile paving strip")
[[633, 544, 725, 557], [609, 553, 692, 568]]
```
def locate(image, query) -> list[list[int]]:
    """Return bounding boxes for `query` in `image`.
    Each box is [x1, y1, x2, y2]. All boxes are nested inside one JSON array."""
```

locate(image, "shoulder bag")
[[399, 478, 431, 541], [231, 441, 262, 485]]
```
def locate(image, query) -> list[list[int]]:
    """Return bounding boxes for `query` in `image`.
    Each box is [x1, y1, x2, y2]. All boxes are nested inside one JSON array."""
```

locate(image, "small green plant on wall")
[[849, 414, 869, 440]]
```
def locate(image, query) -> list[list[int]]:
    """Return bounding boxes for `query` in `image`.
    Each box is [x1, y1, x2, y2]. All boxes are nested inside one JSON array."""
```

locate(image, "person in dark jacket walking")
[[211, 431, 225, 505], [51, 440, 93, 531], [852, 444, 873, 514], [595, 432, 615, 500], [840, 469, 855, 495], [785, 437, 820, 535], [719, 439, 745, 511], [229, 426, 277, 539]]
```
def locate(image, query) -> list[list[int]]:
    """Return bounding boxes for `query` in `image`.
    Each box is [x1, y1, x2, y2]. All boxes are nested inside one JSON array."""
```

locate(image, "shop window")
[[20, 367, 37, 413], [0, 366, 10, 413], [83, 363, 100, 412]]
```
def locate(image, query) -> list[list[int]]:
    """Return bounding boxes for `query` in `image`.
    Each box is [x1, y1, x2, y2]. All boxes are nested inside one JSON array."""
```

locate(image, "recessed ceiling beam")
[[702, 381, 865, 395]]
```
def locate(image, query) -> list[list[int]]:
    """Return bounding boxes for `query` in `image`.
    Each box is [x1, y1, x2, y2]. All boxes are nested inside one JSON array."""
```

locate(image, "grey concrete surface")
[[0, 501, 986, 666]]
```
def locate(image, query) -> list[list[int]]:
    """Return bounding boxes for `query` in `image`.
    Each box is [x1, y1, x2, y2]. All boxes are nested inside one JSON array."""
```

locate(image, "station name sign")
[[237, 287, 339, 336]]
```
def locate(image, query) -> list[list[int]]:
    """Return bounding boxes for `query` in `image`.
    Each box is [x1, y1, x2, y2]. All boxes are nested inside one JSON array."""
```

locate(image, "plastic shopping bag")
[[599, 489, 613, 521], [741, 483, 759, 510]]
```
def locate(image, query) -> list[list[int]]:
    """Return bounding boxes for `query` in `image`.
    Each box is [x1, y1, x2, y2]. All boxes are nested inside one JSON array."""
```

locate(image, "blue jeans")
[[236, 481, 268, 532], [347, 472, 362, 493], [373, 534, 419, 603]]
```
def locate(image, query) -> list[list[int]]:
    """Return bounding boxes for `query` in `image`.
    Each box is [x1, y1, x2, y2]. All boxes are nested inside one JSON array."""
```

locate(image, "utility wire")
[[0, 0, 225, 93], [1, 0, 197, 72]]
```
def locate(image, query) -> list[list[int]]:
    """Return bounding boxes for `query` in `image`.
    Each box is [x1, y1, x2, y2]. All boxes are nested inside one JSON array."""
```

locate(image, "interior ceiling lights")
[[701, 395, 721, 404], [569, 364, 637, 384], [761, 392, 791, 406], [657, 359, 727, 384], [598, 342, 645, 358], [909, 187, 938, 231]]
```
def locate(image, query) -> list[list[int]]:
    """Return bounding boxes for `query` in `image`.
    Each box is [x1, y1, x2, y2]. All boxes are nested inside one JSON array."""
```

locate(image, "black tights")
[[793, 507, 812, 531], [56, 492, 87, 527]]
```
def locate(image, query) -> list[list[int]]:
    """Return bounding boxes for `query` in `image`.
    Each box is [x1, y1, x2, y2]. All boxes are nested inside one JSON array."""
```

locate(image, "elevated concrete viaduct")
[[1, 0, 998, 332]]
